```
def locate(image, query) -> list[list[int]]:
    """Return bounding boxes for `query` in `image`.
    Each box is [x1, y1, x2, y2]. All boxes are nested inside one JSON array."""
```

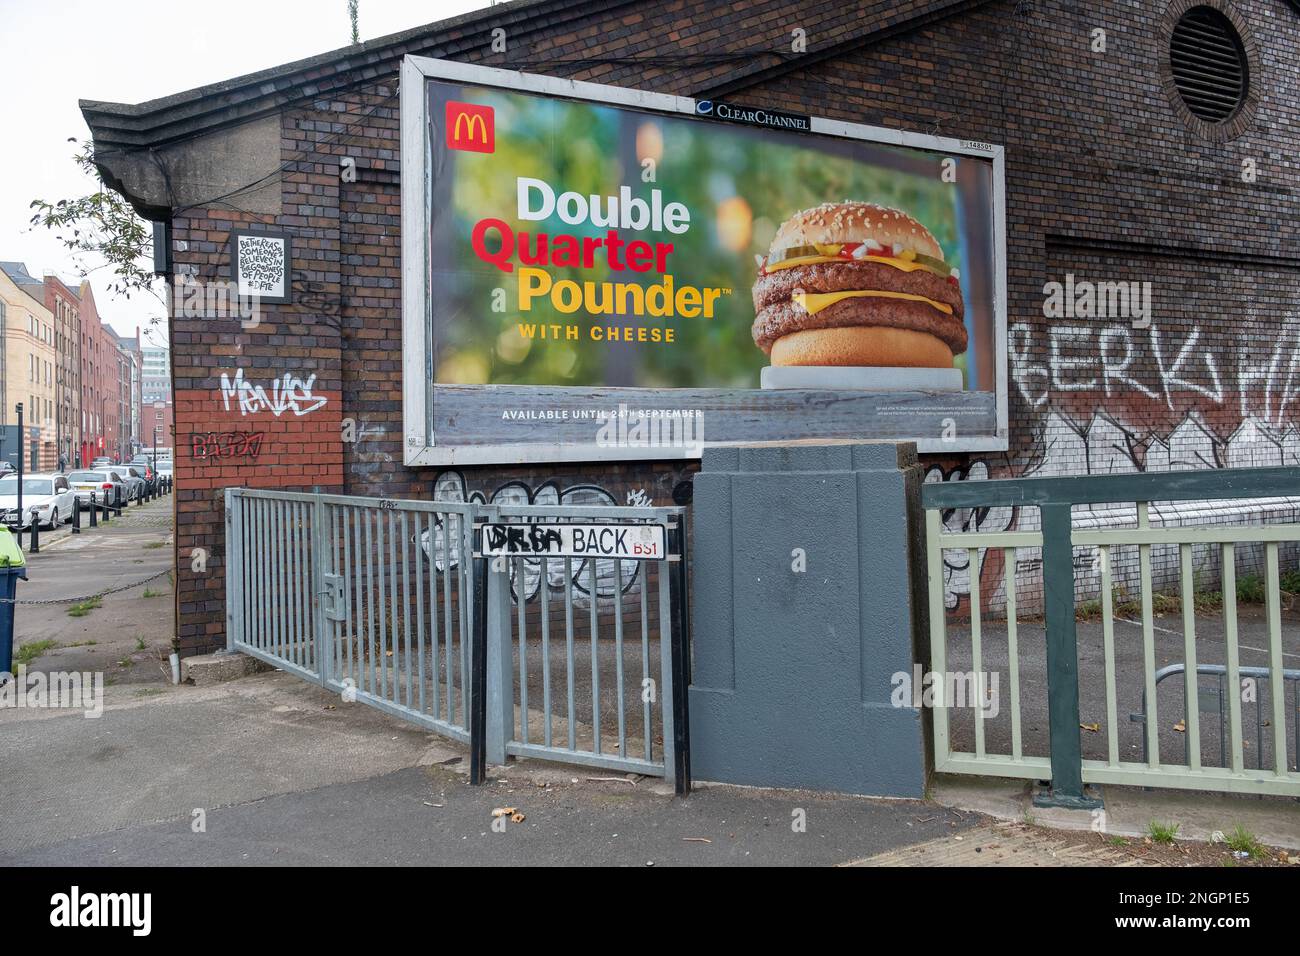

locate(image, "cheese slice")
[[764, 254, 940, 276], [792, 289, 954, 316]]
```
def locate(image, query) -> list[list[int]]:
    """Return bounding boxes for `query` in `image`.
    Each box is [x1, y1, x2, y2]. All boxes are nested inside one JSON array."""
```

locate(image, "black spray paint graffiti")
[[425, 470, 653, 606], [923, 460, 1015, 611], [190, 431, 266, 461]]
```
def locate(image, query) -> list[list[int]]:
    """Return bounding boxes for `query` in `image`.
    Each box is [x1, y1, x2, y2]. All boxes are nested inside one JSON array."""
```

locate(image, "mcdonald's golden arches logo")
[[446, 101, 495, 153]]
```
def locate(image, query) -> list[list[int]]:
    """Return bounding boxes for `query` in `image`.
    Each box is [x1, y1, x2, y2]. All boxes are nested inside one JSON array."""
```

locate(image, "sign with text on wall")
[[478, 522, 666, 560], [401, 57, 1009, 465]]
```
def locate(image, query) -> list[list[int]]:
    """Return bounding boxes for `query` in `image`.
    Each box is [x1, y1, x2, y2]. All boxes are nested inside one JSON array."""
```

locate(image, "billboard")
[[401, 57, 1007, 465]]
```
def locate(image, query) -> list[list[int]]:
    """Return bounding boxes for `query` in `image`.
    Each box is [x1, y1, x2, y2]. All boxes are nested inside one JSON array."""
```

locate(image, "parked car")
[[110, 465, 146, 502], [91, 456, 114, 469], [156, 460, 173, 483], [0, 461, 15, 478], [127, 460, 158, 494], [0, 473, 77, 529], [67, 469, 127, 509]]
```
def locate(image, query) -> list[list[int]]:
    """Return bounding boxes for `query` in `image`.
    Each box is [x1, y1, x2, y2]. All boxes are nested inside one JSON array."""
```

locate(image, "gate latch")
[[321, 573, 347, 622]]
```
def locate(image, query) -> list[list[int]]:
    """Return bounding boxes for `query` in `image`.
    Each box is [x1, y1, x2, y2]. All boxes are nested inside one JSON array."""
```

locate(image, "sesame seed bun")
[[767, 201, 945, 261]]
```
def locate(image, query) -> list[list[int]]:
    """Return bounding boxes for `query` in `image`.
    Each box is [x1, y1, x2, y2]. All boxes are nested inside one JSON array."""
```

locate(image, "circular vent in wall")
[[1169, 6, 1249, 123]]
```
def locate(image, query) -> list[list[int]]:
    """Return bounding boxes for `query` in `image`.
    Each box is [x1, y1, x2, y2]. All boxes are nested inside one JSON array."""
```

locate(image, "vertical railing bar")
[[1179, 543, 1200, 771], [377, 507, 390, 701], [330, 503, 340, 680], [414, 512, 426, 716], [969, 547, 985, 760], [428, 512, 442, 720], [365, 508, 376, 698], [614, 559, 627, 758], [275, 500, 287, 664], [293, 502, 306, 669], [1222, 543, 1244, 774], [589, 558, 601, 755], [1099, 545, 1119, 768], [441, 514, 454, 724], [925, 510, 950, 765], [1265, 542, 1288, 777], [657, 549, 674, 782], [1004, 547, 1022, 762], [251, 499, 262, 651], [640, 562, 652, 761], [343, 506, 354, 690], [540, 556, 552, 749], [401, 511, 413, 710], [282, 501, 295, 666], [384, 512, 395, 707], [565, 555, 576, 752], [297, 502, 310, 671], [518, 556, 529, 745], [1138, 502, 1159, 769], [459, 513, 471, 728]]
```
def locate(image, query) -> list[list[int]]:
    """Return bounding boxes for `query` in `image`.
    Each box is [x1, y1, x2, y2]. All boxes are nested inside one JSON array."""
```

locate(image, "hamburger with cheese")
[[752, 201, 966, 369]]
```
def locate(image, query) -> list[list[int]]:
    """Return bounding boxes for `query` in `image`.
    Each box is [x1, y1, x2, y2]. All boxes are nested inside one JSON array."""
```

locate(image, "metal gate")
[[224, 488, 689, 792]]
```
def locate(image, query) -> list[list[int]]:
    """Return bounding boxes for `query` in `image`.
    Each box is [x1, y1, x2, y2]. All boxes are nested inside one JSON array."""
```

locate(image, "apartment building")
[[0, 262, 58, 470]]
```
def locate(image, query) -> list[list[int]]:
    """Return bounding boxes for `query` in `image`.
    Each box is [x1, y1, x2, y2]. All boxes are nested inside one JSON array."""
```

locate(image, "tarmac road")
[[942, 605, 1300, 772]]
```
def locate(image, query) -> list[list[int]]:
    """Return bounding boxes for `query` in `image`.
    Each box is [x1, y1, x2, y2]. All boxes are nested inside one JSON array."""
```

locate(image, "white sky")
[[0, 0, 491, 346]]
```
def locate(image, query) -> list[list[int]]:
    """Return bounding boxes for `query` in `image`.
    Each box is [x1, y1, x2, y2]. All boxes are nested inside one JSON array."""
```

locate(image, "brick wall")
[[164, 0, 1300, 651]]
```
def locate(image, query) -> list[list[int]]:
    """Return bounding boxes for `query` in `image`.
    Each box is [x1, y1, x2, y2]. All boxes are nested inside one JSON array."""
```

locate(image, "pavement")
[[10, 493, 175, 684], [0, 670, 986, 865]]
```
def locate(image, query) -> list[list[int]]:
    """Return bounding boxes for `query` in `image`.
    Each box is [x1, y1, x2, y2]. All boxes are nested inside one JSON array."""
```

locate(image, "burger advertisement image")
[[403, 59, 1006, 465]]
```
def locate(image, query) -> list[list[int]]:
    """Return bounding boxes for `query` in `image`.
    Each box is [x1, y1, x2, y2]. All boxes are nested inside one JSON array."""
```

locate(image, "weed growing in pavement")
[[67, 596, 103, 617], [1225, 826, 1265, 859], [15, 639, 58, 665], [1147, 820, 1179, 844]]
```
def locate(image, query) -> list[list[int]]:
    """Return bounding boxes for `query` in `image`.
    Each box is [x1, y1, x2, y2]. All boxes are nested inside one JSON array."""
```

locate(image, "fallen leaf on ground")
[[1080, 722, 1100, 733], [491, 807, 517, 818], [1173, 720, 1186, 732], [682, 837, 712, 844]]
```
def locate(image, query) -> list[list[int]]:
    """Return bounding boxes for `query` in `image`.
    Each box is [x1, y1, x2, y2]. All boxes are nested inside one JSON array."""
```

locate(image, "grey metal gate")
[[224, 488, 689, 790]]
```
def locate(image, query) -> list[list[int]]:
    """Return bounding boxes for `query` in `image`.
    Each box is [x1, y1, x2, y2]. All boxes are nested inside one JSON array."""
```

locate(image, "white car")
[[0, 474, 77, 529]]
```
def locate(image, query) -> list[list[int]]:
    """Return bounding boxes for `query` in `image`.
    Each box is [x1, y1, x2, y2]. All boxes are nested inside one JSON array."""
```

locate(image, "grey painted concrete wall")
[[688, 442, 929, 797]]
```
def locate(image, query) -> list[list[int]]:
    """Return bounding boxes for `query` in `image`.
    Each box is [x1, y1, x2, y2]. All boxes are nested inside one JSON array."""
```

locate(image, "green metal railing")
[[922, 466, 1300, 806]]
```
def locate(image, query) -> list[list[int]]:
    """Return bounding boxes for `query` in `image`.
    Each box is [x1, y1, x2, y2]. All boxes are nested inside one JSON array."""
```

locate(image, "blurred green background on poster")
[[429, 82, 992, 390]]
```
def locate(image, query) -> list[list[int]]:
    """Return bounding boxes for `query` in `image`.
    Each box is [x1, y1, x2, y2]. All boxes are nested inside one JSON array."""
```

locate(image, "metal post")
[[1033, 503, 1100, 809], [102, 491, 111, 523], [469, 541, 489, 786], [311, 492, 329, 683], [485, 546, 513, 767], [14, 404, 22, 540], [89, 491, 97, 528], [667, 519, 692, 796], [28, 508, 39, 554], [72, 498, 81, 534]]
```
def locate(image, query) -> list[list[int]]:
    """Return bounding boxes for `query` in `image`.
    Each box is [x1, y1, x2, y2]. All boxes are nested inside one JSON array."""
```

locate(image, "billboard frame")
[[401, 54, 1008, 466]]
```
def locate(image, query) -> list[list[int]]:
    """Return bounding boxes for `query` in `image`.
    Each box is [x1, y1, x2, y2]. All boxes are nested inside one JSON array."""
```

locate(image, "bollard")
[[72, 499, 81, 534], [89, 492, 98, 528], [102, 492, 111, 523], [27, 509, 39, 554]]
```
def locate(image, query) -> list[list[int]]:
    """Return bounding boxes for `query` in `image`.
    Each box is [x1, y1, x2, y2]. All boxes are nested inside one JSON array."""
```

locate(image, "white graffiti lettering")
[[219, 368, 327, 418]]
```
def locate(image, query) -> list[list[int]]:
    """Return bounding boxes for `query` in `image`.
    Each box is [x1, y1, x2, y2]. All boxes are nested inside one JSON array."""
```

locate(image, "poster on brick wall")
[[402, 57, 1008, 465]]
